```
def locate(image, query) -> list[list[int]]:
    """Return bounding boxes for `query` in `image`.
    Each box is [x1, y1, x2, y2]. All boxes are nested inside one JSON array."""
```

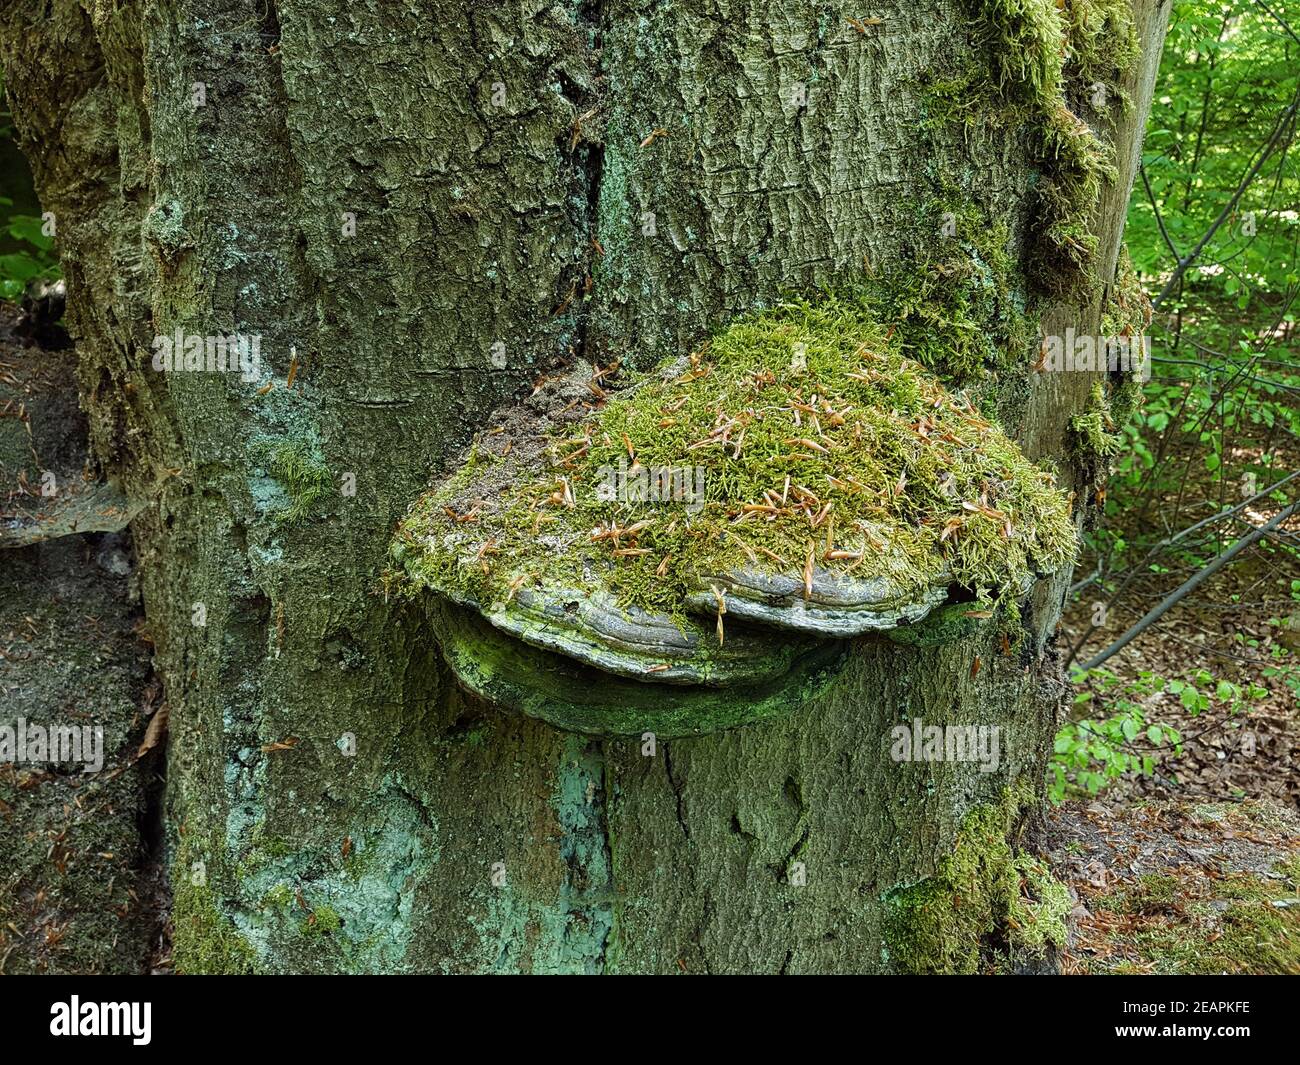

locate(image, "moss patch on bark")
[[171, 856, 260, 975], [882, 784, 1070, 973], [1069, 381, 1123, 460], [959, 0, 1142, 292], [253, 436, 331, 526], [1103, 245, 1154, 427]]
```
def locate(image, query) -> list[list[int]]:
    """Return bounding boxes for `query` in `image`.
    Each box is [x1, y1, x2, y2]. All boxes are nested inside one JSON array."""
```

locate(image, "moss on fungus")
[[395, 287, 1076, 626]]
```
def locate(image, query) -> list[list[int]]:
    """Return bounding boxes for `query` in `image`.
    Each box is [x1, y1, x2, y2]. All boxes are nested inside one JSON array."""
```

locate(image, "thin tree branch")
[[1065, 470, 1300, 668], [1075, 501, 1300, 673], [1140, 163, 1182, 263], [1153, 100, 1300, 309]]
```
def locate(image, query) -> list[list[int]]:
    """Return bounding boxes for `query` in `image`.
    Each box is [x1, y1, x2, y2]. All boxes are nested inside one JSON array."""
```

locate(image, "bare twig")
[[1075, 501, 1300, 673]]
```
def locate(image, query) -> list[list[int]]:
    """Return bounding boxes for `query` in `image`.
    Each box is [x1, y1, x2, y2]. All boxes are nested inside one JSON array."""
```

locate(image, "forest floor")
[[0, 304, 168, 973], [1046, 799, 1299, 973], [1052, 375, 1300, 973]]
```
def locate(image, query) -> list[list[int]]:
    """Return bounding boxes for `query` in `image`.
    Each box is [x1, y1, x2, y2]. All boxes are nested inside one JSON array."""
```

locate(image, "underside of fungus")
[[393, 290, 1077, 736]]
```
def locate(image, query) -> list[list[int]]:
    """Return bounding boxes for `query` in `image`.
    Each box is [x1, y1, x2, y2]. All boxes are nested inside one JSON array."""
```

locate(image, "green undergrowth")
[[1089, 857, 1300, 975], [396, 289, 1076, 622], [882, 783, 1070, 973]]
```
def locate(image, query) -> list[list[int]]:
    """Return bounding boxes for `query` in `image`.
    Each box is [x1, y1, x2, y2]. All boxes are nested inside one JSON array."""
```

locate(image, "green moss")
[[1102, 246, 1152, 427], [396, 287, 1076, 622], [1065, 0, 1141, 94], [171, 876, 259, 975], [1069, 381, 1123, 459], [971, 0, 1067, 102], [887, 598, 992, 648], [876, 201, 1035, 384], [255, 436, 331, 525], [235, 824, 297, 880], [1009, 853, 1073, 949], [1032, 105, 1118, 284], [1091, 860, 1300, 975], [261, 883, 294, 911], [882, 783, 1068, 973], [959, 0, 1140, 292], [300, 904, 342, 938]]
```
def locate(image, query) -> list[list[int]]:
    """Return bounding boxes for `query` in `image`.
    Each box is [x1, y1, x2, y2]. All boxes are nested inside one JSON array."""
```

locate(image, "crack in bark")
[[662, 745, 692, 843]]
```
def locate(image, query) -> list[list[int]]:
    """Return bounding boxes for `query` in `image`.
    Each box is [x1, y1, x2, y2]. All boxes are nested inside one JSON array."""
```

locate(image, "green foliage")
[[0, 72, 60, 301], [1051, 667, 1268, 802], [1127, 0, 1300, 305], [0, 200, 59, 302], [1074, 2, 1300, 685], [1111, 0, 1300, 514]]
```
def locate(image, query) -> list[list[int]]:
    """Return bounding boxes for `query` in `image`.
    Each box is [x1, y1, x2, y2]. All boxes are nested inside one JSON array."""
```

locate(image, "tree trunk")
[[0, 0, 1169, 973]]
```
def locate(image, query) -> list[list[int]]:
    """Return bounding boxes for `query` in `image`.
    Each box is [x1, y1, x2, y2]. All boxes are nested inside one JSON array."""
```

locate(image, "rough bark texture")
[[0, 0, 1169, 972]]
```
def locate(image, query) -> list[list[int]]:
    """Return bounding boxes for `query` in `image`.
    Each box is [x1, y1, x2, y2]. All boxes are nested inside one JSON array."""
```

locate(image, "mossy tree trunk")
[[0, 0, 1168, 972]]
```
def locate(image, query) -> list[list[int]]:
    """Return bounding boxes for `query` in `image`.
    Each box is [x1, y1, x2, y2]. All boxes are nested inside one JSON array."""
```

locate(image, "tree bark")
[[0, 0, 1170, 972]]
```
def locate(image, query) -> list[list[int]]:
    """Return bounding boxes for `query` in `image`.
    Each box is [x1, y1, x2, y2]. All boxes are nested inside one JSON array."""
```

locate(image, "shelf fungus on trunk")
[[393, 290, 1077, 736]]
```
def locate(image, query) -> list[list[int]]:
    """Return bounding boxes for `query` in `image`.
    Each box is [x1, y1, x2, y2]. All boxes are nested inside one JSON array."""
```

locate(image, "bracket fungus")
[[394, 291, 1077, 736]]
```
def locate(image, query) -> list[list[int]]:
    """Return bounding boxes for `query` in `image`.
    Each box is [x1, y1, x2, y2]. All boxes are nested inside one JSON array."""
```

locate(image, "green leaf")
[[7, 213, 53, 252], [0, 251, 44, 284]]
